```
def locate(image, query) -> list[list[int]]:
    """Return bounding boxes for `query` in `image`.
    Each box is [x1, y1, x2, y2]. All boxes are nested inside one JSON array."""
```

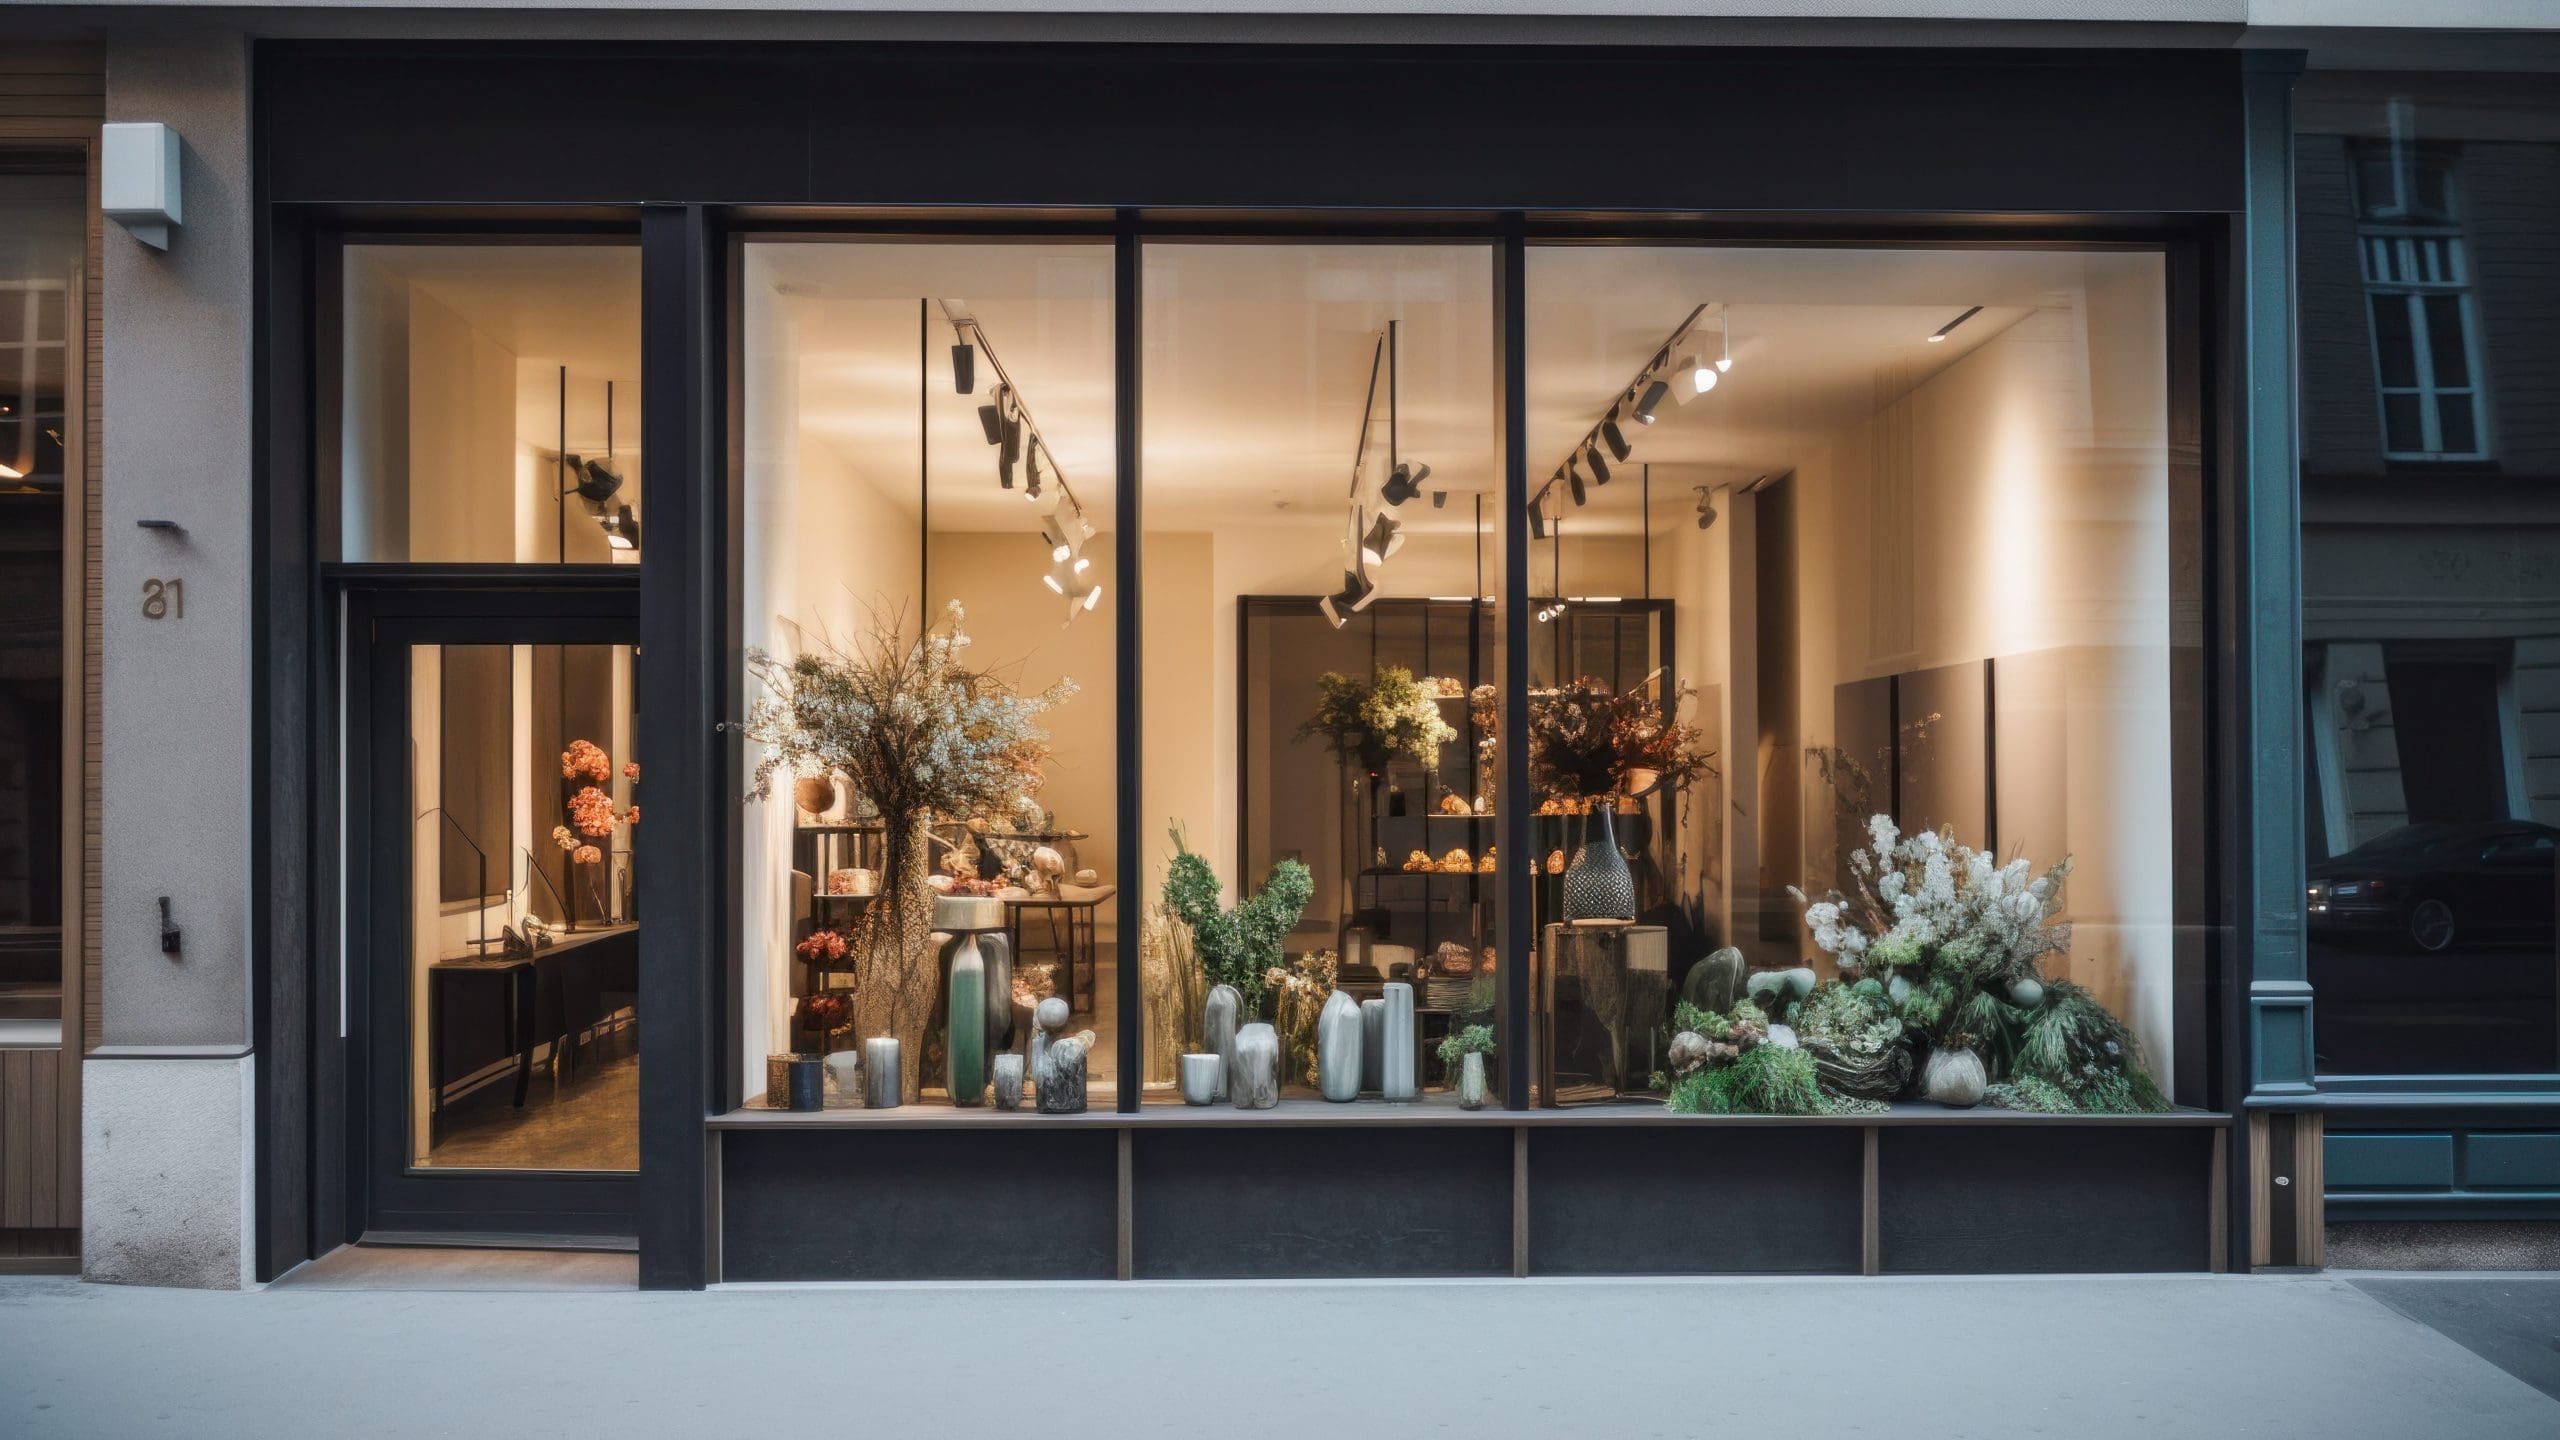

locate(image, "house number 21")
[[141, 577, 184, 620]]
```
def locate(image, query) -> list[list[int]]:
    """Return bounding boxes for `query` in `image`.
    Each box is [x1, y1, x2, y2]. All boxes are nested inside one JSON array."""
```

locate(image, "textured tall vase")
[[978, 930, 1015, 1057], [1378, 982, 1417, 1102], [1203, 983, 1242, 1103], [1316, 991, 1364, 1102], [1231, 1023, 1281, 1110], [1457, 1051, 1489, 1111], [1359, 998, 1386, 1093], [1563, 807, 1637, 924], [946, 935, 988, 1106]]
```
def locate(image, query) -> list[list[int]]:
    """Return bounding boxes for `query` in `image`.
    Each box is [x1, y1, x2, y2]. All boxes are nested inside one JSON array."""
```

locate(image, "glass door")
[[356, 606, 640, 1241]]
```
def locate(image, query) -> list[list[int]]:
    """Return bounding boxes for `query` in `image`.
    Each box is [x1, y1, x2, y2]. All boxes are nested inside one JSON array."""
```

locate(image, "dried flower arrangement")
[[744, 601, 1072, 1100], [1270, 949, 1340, 1087], [1782, 817, 2167, 1114], [1296, 665, 1457, 776], [1527, 676, 1716, 805]]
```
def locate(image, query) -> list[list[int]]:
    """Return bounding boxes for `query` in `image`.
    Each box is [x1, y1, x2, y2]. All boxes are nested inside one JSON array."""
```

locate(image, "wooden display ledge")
[[714, 1095, 2226, 1129]]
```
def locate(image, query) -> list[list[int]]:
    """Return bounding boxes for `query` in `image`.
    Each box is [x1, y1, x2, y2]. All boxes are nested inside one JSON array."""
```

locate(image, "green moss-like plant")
[[1161, 824, 1313, 1015], [1436, 1023, 1495, 1066], [2007, 980, 2170, 1114], [1669, 1043, 1827, 1115]]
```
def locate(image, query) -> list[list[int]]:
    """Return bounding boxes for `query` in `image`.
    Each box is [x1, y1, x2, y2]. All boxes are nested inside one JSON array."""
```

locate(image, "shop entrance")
[[351, 600, 642, 1244]]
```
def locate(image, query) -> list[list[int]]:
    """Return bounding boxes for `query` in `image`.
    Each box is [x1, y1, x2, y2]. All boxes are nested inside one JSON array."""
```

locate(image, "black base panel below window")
[[720, 1128, 1117, 1281], [1131, 1126, 1510, 1279], [1527, 1125, 1863, 1275], [1879, 1126, 2210, 1274]]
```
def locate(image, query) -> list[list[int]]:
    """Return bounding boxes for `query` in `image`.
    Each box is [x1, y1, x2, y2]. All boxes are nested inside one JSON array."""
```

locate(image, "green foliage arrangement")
[[1160, 824, 1313, 1016], [1296, 665, 1456, 774], [1436, 1023, 1496, 1066], [1668, 1043, 1829, 1116], [2008, 980, 2170, 1114]]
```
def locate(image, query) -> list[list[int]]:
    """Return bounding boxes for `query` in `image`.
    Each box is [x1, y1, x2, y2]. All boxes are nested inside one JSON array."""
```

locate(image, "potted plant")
[[745, 601, 1072, 1102], [1161, 825, 1312, 1020], [1436, 1023, 1496, 1110]]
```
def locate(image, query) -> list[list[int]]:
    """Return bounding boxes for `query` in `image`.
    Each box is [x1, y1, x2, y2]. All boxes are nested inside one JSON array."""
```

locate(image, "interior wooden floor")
[[426, 1024, 640, 1172]]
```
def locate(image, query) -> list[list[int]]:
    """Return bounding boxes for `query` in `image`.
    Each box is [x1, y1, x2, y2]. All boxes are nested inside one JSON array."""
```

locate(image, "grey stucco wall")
[[99, 32, 254, 1050]]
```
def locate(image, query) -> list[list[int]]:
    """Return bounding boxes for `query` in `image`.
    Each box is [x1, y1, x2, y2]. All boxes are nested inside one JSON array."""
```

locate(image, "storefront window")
[[1139, 242, 1506, 1108], [2297, 76, 2560, 1075], [1526, 245, 2182, 1114], [738, 239, 1117, 1108], [338, 244, 641, 564]]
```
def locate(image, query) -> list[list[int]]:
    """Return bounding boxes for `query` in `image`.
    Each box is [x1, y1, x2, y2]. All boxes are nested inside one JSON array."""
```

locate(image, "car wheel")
[[2410, 897, 2457, 953]]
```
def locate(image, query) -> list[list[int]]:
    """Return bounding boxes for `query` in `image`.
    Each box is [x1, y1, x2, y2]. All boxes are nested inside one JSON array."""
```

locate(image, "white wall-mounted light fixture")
[[102, 123, 183, 250]]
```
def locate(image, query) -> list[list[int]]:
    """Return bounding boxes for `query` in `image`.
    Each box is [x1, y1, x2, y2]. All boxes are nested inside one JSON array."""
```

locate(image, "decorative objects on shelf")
[[1201, 984, 1241, 1104], [1540, 923, 1668, 1103], [1039, 1035, 1090, 1114], [786, 1055, 826, 1111], [1231, 1023, 1281, 1110], [1378, 982, 1417, 1102], [745, 600, 1072, 1102], [1527, 673, 1716, 820], [1030, 994, 1069, 1091], [1681, 946, 1746, 1014], [1178, 1053, 1222, 1106], [863, 1035, 902, 1109], [1140, 901, 1205, 1089], [1923, 1042, 1988, 1108], [1563, 808, 1637, 924], [794, 774, 840, 818], [793, 990, 852, 1054], [1296, 665, 1457, 777], [991, 1052, 1025, 1111], [1359, 998, 1385, 1093], [1788, 816, 2168, 1115], [1161, 825, 1312, 1018], [1665, 998, 1836, 1116], [765, 1053, 804, 1108], [1271, 949, 1340, 1087], [1316, 990, 1363, 1102]]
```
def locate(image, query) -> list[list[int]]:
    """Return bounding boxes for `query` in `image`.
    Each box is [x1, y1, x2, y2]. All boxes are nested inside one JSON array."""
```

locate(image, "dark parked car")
[[2307, 821, 2560, 953]]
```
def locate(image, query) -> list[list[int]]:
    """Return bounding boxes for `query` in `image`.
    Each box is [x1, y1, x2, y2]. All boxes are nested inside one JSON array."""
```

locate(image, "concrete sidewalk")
[[5, 1271, 2558, 1439]]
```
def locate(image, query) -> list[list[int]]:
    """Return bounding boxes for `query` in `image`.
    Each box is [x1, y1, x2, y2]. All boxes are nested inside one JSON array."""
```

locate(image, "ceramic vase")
[[1923, 1046, 1988, 1108], [947, 935, 987, 1106], [1203, 983, 1242, 1103], [863, 1035, 901, 1109], [1563, 807, 1637, 924], [990, 1052, 1025, 1111], [1359, 998, 1386, 1093], [1231, 1023, 1281, 1110], [1038, 1036, 1089, 1114], [1316, 990, 1363, 1102], [1378, 982, 1417, 1102], [979, 930, 1015, 1054], [1179, 1052, 1222, 1106], [1457, 1051, 1489, 1111]]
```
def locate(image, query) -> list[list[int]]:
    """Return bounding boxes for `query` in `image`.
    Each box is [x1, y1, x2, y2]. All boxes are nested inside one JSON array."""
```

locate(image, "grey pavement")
[[7, 1271, 2560, 1439]]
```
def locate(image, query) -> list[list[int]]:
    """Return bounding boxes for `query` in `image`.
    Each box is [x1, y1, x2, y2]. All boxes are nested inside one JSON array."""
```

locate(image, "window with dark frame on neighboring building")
[[2351, 132, 2490, 462]]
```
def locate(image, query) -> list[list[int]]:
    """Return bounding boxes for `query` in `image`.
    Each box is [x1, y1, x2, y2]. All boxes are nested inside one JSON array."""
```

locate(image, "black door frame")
[[341, 579, 643, 1243]]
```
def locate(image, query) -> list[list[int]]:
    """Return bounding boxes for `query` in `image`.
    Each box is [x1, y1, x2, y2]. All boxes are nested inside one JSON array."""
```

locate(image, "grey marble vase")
[[1378, 982, 1417, 1102], [990, 1051, 1025, 1111], [1360, 997, 1385, 1093], [1457, 1051, 1489, 1110], [1231, 1023, 1281, 1110], [1178, 1052, 1222, 1106], [1316, 990, 1363, 1102], [1203, 983, 1242, 1103], [1039, 1034, 1090, 1114]]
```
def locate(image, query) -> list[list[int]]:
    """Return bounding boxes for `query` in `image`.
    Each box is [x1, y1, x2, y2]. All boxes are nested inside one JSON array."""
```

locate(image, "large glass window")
[[1526, 245, 2184, 1115], [2298, 76, 2560, 1075], [738, 239, 1118, 1109], [338, 245, 642, 564], [1139, 242, 1506, 1109]]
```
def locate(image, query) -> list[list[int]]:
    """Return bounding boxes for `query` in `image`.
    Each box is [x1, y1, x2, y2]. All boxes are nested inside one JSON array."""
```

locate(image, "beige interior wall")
[[402, 286, 515, 564], [1776, 256, 2174, 1073]]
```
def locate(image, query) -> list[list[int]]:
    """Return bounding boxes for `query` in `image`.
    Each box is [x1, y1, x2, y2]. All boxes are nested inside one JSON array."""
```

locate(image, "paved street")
[[5, 1269, 2559, 1439]]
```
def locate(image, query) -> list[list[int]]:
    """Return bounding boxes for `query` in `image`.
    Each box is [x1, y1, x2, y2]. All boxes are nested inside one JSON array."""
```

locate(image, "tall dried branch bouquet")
[[744, 601, 1072, 1100]]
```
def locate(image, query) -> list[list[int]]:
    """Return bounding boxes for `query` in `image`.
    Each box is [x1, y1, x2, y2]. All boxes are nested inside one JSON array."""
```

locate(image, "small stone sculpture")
[[1030, 994, 1071, 1089], [1203, 983, 1242, 1103], [991, 1051, 1026, 1111], [1681, 946, 1747, 1014], [1038, 1034, 1090, 1114], [1316, 990, 1363, 1102], [1231, 1023, 1281, 1109]]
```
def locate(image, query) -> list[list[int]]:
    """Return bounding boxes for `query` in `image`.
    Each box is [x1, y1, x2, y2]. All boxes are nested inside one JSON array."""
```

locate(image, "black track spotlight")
[[999, 401, 1024, 469], [600, 503, 641, 552], [1528, 492, 1549, 540], [1601, 410, 1632, 462], [1632, 377, 1671, 425], [1565, 461, 1588, 508], [1318, 568, 1377, 629], [951, 341, 977, 395], [1380, 461, 1428, 507], [1694, 485, 1719, 531], [1585, 445, 1610, 487], [1023, 445, 1044, 503], [976, 387, 1007, 446], [1360, 513, 1404, 567], [1430, 490, 1448, 509], [575, 458, 622, 504]]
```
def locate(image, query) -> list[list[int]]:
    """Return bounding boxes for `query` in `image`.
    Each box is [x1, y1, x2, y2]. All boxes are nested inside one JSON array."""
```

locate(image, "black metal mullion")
[[1496, 218, 1532, 1111], [1114, 216, 1143, 1113]]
